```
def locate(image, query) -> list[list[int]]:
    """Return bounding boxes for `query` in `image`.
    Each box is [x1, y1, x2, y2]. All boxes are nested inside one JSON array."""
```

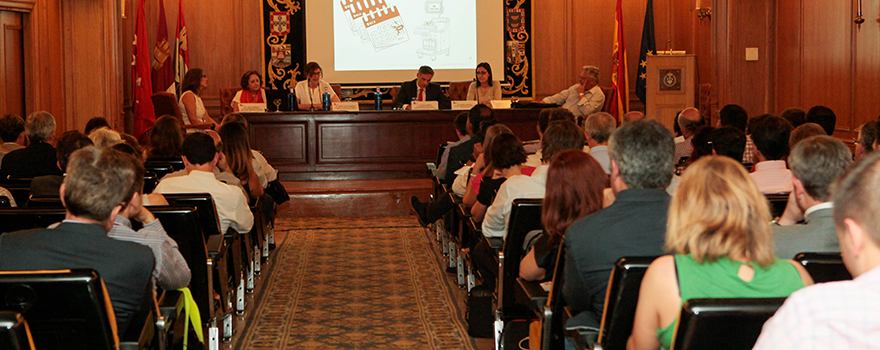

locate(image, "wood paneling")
[[1, 10, 25, 117]]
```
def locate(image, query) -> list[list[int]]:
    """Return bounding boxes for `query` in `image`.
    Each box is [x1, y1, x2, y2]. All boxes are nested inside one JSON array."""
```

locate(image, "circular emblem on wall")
[[663, 72, 677, 88]]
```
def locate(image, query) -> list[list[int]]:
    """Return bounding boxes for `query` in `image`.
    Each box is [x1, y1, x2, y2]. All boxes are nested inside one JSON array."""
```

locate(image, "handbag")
[[265, 178, 290, 204]]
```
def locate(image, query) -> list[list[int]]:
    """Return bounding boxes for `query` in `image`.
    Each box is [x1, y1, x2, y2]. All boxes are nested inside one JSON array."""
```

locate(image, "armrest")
[[517, 278, 548, 313], [158, 290, 184, 322], [206, 234, 227, 260], [426, 162, 438, 177]]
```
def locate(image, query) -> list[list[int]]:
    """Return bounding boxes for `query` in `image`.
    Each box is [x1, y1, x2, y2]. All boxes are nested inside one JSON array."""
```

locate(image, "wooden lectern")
[[645, 55, 696, 131]]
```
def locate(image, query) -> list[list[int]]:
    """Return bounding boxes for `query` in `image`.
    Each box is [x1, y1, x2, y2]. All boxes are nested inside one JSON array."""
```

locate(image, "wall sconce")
[[695, 0, 711, 20], [854, 0, 865, 29]]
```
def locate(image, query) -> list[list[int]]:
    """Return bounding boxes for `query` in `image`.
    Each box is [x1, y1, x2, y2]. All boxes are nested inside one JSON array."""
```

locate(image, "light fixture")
[[695, 0, 711, 20]]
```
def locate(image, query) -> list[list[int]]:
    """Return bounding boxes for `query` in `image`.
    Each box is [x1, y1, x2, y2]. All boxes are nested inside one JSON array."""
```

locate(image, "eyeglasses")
[[853, 139, 861, 144]]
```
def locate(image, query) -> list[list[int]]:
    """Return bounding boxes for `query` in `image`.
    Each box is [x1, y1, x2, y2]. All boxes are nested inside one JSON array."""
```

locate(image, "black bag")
[[466, 284, 495, 338], [265, 178, 290, 204]]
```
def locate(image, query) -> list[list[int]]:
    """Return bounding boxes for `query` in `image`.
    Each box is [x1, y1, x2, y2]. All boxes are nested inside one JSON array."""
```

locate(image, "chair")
[[24, 196, 63, 208], [794, 252, 852, 283], [541, 242, 567, 350], [448, 81, 472, 100], [600, 86, 616, 114], [219, 87, 242, 117], [496, 198, 543, 348], [0, 196, 10, 208], [144, 163, 174, 180], [589, 256, 658, 350], [0, 208, 66, 233], [670, 297, 786, 350], [151, 92, 182, 122], [143, 172, 158, 194], [0, 311, 35, 350], [390, 87, 400, 102], [1, 177, 32, 207], [0, 269, 118, 350], [765, 194, 788, 218], [331, 84, 343, 101]]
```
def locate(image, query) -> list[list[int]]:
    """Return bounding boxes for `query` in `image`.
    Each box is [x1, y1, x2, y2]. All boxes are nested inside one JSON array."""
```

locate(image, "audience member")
[[543, 65, 605, 118], [749, 114, 794, 193], [855, 120, 879, 160], [220, 115, 279, 193], [622, 111, 645, 125], [717, 104, 748, 131], [88, 127, 122, 147], [154, 133, 254, 234], [0, 111, 62, 178], [627, 156, 813, 350], [436, 111, 474, 183], [710, 126, 746, 163], [218, 122, 264, 200], [789, 122, 826, 149], [806, 105, 836, 136], [674, 107, 704, 161], [780, 107, 807, 128], [439, 104, 494, 185], [471, 132, 529, 223], [30, 130, 93, 198], [0, 114, 25, 167], [120, 133, 141, 153], [686, 125, 715, 166], [523, 108, 552, 155], [754, 152, 880, 349], [461, 123, 511, 211], [772, 136, 851, 259], [519, 150, 605, 281], [145, 115, 184, 159], [0, 146, 155, 334], [563, 119, 673, 329], [84, 116, 111, 135], [583, 112, 616, 174], [525, 108, 577, 167], [392, 65, 451, 109]]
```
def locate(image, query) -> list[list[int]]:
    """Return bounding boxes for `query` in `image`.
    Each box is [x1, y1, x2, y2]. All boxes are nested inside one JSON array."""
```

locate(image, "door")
[[1, 11, 26, 118]]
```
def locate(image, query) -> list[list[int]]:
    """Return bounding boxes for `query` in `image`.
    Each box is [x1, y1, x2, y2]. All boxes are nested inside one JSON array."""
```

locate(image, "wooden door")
[[0, 11, 25, 118]]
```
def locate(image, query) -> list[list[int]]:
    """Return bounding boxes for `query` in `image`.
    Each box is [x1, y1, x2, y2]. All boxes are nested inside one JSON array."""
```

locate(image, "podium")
[[646, 54, 696, 131]]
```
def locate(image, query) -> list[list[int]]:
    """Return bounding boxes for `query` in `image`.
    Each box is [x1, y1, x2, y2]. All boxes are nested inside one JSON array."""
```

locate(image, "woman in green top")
[[626, 156, 814, 350]]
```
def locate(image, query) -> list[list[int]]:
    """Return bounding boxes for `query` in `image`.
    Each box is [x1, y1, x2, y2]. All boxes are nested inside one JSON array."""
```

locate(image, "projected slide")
[[334, 0, 477, 71]]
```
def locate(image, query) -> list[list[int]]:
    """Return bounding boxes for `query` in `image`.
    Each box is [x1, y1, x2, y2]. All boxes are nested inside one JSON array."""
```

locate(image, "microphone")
[[308, 86, 315, 111]]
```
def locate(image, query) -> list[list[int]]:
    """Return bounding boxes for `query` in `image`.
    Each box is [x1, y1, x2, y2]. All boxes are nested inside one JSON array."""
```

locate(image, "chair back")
[[24, 196, 63, 208], [143, 172, 158, 194], [331, 84, 344, 101], [0, 208, 66, 234], [0, 177, 32, 207], [0, 269, 117, 350], [499, 199, 543, 317], [0, 196, 10, 208], [542, 241, 567, 350], [600, 86, 616, 114], [448, 81, 471, 100], [0, 311, 35, 350], [597, 256, 658, 349], [146, 157, 185, 171], [794, 252, 852, 283], [765, 194, 788, 218], [151, 92, 182, 121], [219, 87, 242, 116], [670, 297, 785, 350], [162, 193, 223, 237], [144, 163, 173, 180]]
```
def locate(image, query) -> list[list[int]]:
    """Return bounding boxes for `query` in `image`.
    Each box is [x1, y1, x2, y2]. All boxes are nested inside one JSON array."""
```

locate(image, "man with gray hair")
[[772, 135, 851, 259], [563, 119, 673, 329], [543, 65, 606, 117], [583, 112, 616, 174], [674, 107, 704, 161], [754, 152, 880, 349], [0, 111, 62, 178]]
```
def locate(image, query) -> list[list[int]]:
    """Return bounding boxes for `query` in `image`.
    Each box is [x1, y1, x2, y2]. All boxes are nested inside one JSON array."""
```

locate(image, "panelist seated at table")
[[466, 62, 502, 107], [179, 68, 221, 132], [294, 61, 340, 111], [392, 65, 452, 110], [542, 65, 605, 118], [232, 70, 267, 112]]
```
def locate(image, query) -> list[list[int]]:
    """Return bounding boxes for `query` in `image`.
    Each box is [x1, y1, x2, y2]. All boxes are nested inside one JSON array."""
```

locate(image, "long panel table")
[[240, 109, 542, 181]]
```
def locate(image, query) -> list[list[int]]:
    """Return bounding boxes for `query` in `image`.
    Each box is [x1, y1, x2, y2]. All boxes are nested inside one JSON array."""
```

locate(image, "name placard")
[[239, 103, 266, 112], [490, 100, 512, 109], [331, 101, 360, 111], [451, 100, 479, 110], [411, 101, 439, 110]]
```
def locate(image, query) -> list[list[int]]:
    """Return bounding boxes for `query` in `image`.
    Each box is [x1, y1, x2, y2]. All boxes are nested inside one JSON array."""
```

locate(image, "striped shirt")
[[109, 215, 191, 290]]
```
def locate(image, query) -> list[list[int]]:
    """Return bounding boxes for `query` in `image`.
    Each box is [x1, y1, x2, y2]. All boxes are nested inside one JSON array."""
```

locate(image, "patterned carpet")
[[236, 216, 477, 349]]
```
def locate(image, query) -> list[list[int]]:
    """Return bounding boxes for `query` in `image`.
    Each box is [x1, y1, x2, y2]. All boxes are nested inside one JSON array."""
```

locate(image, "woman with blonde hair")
[[627, 156, 813, 350], [217, 122, 263, 200]]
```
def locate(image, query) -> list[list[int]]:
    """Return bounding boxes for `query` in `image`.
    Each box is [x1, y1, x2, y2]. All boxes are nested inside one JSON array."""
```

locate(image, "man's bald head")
[[677, 108, 704, 137], [622, 111, 645, 125]]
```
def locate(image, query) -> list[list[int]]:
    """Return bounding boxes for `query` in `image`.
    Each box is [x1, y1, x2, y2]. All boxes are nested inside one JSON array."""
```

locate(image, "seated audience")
[[436, 111, 475, 183], [717, 104, 753, 163], [145, 115, 184, 160], [563, 119, 673, 329], [221, 113, 279, 192], [0, 111, 62, 179], [806, 105, 836, 136], [154, 133, 254, 234], [622, 111, 645, 125], [470, 131, 530, 222], [710, 126, 746, 163], [218, 122, 264, 200], [519, 150, 605, 281], [466, 62, 502, 106], [773, 136, 851, 259], [789, 122, 826, 149], [439, 105, 494, 185], [31, 130, 93, 198], [295, 62, 340, 111], [542, 65, 605, 118], [460, 122, 507, 210], [392, 65, 451, 110], [674, 107, 704, 161], [0, 114, 25, 167], [232, 70, 267, 112], [525, 108, 577, 167], [753, 152, 880, 349], [583, 112, 616, 174], [749, 114, 794, 194], [88, 127, 122, 147], [84, 116, 111, 135], [780, 107, 807, 128], [0, 146, 155, 334], [855, 120, 878, 160], [685, 125, 715, 166], [627, 156, 813, 350]]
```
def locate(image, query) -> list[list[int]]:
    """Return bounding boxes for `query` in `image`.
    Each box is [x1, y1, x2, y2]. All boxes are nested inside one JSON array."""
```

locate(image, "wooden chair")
[[448, 81, 472, 100], [600, 86, 616, 114], [146, 157, 185, 171], [0, 207, 66, 233], [588, 256, 658, 350], [0, 311, 35, 350], [219, 87, 242, 117], [151, 92, 182, 122], [331, 84, 343, 100], [794, 252, 852, 283], [670, 298, 786, 350], [541, 242, 568, 350]]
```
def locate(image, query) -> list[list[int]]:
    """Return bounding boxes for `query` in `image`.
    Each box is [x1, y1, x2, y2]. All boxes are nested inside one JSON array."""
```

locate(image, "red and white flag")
[[132, 0, 155, 142], [611, 0, 629, 121], [152, 0, 173, 93], [172, 0, 189, 96]]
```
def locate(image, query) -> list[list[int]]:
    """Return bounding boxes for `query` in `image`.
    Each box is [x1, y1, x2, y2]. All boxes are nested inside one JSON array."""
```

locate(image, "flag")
[[610, 0, 629, 121], [132, 0, 156, 142], [173, 0, 189, 97], [636, 0, 656, 104], [151, 0, 173, 93]]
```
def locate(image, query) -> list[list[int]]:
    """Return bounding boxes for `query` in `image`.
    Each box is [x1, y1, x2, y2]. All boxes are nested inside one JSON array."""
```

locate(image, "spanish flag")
[[611, 0, 629, 121]]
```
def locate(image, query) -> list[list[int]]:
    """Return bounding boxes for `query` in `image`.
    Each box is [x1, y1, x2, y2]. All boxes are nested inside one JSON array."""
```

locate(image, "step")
[[277, 179, 432, 217]]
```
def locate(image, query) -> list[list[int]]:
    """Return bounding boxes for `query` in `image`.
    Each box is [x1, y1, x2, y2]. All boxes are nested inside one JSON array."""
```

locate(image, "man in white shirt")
[[673, 107, 704, 161], [154, 133, 253, 234], [543, 65, 605, 118], [0, 114, 25, 167], [749, 114, 794, 194], [584, 112, 616, 174], [753, 152, 880, 350]]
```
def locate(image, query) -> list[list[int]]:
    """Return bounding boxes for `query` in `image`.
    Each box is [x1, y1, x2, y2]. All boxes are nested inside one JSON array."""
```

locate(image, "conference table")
[[240, 109, 543, 181]]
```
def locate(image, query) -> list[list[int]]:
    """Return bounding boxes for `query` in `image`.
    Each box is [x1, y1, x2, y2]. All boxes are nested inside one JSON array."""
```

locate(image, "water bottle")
[[322, 92, 331, 111], [287, 88, 296, 111], [374, 87, 382, 110]]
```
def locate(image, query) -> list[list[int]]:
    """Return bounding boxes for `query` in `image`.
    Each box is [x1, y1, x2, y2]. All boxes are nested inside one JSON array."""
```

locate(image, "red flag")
[[611, 0, 629, 121], [132, 0, 156, 142], [173, 0, 189, 96], [151, 0, 173, 93]]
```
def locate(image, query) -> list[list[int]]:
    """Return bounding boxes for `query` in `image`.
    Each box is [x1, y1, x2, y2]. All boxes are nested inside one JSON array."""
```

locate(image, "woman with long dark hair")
[[178, 68, 220, 131], [466, 62, 502, 106], [145, 115, 184, 159], [217, 122, 264, 200]]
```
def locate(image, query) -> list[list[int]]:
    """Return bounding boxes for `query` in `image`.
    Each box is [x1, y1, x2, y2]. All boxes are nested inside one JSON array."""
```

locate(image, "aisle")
[[235, 216, 478, 349]]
